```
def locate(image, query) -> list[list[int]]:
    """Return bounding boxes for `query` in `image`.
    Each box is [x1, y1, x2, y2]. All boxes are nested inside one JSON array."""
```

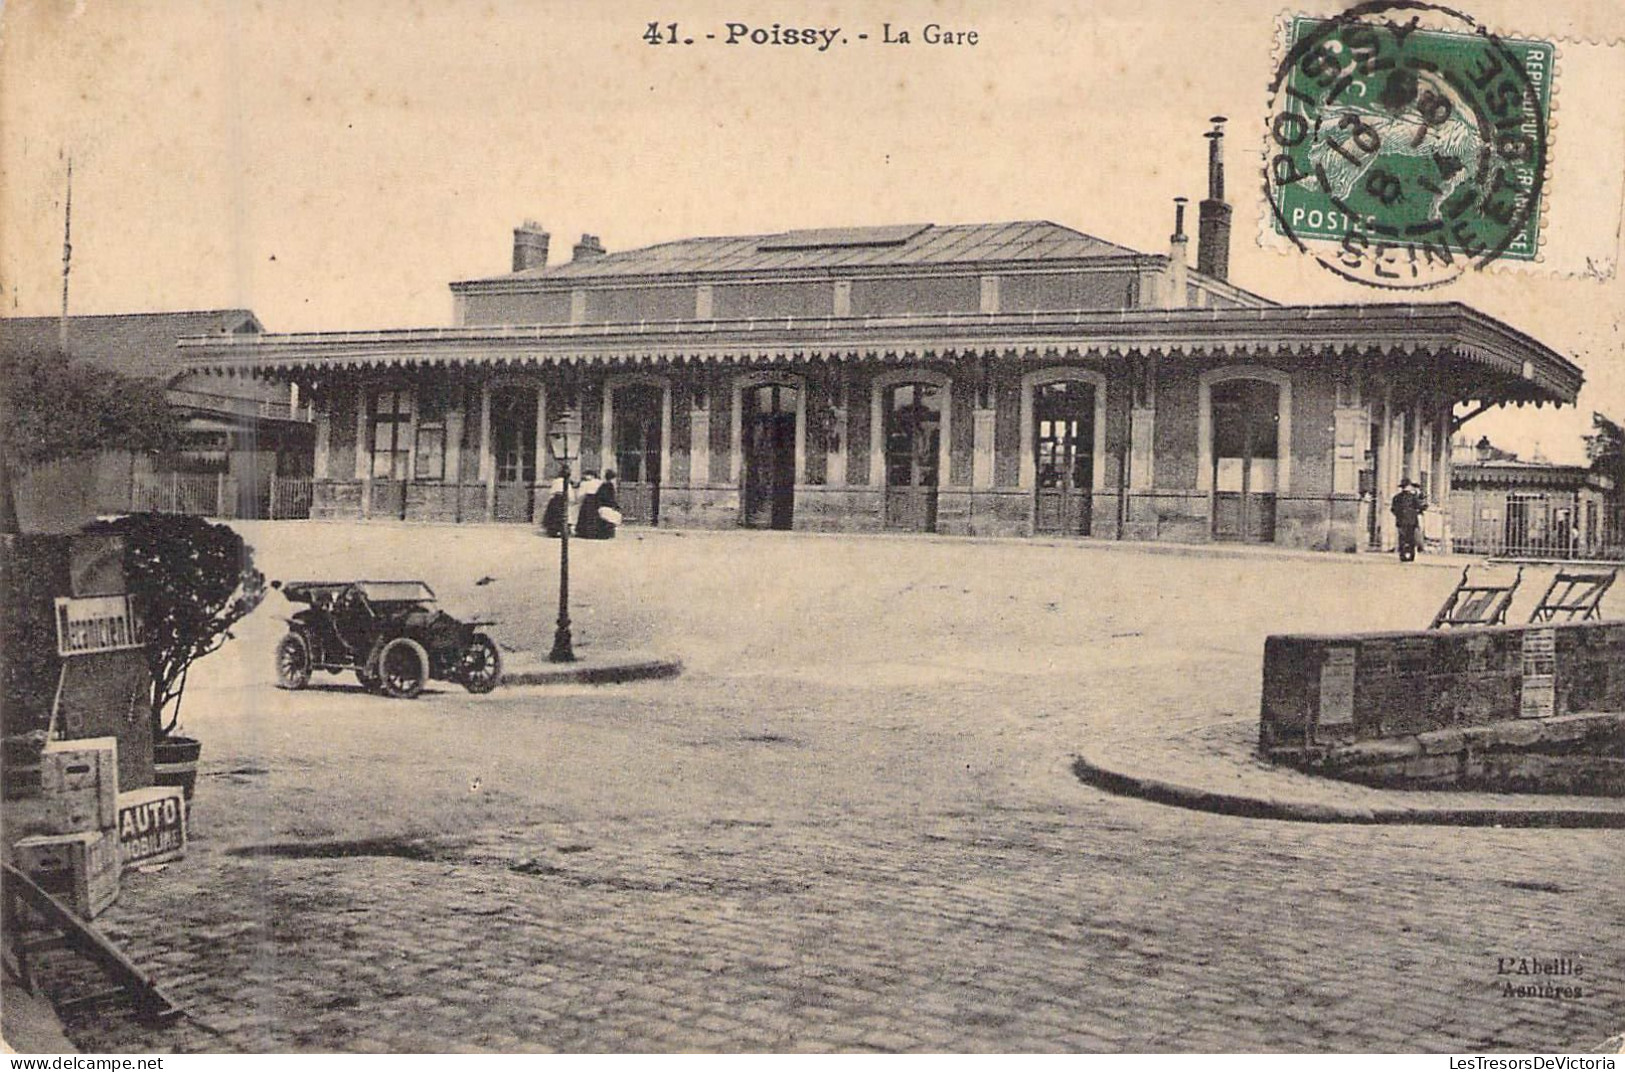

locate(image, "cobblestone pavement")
[[50, 526, 1625, 1052]]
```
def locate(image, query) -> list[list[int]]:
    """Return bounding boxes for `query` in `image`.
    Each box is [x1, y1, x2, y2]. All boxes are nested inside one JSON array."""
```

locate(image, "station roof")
[[1, 309, 263, 385], [456, 221, 1149, 285]]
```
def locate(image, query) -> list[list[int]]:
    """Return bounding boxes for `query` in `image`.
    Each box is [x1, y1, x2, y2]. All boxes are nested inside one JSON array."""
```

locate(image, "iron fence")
[[267, 477, 313, 519], [130, 471, 235, 517]]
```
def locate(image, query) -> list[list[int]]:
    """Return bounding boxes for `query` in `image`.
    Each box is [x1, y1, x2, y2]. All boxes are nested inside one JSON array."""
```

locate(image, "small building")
[[2, 310, 315, 521], [179, 123, 1584, 552], [1450, 438, 1615, 558]]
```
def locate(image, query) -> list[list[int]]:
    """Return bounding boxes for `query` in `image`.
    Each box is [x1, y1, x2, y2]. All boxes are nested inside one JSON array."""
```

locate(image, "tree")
[[1, 346, 179, 467], [1586, 412, 1625, 550], [0, 344, 181, 533], [1586, 412, 1624, 470], [81, 513, 266, 740]]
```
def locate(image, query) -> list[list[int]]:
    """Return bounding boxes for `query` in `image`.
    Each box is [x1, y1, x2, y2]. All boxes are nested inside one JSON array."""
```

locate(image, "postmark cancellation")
[[1260, 2, 1625, 285]]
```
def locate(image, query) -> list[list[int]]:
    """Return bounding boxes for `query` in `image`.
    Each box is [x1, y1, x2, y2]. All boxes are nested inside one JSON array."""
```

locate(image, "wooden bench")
[[1529, 569, 1617, 623], [1429, 566, 1522, 628]]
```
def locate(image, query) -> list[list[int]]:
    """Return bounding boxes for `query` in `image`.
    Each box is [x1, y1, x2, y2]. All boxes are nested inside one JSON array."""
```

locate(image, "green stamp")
[[1264, 2, 1553, 289]]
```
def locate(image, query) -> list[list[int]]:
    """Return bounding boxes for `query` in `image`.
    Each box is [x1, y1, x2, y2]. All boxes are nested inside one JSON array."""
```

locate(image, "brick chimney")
[[512, 221, 549, 272], [1167, 197, 1189, 309], [572, 234, 606, 261], [1197, 116, 1232, 282]]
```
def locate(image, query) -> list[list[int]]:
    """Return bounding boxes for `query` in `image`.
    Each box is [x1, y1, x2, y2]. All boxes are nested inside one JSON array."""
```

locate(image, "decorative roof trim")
[[178, 303, 1582, 403], [1453, 463, 1613, 491]]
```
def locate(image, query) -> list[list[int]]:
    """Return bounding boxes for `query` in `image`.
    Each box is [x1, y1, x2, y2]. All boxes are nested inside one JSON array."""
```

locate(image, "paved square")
[[51, 525, 1624, 1052]]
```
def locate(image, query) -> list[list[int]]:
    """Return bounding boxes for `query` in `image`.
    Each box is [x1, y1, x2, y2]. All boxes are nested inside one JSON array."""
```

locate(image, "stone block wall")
[[658, 486, 744, 529], [313, 480, 364, 519], [935, 490, 1030, 538], [793, 487, 886, 532], [1261, 620, 1625, 795]]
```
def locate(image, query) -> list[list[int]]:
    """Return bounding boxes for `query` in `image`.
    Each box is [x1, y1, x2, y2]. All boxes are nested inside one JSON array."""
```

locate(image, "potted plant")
[[82, 513, 265, 799]]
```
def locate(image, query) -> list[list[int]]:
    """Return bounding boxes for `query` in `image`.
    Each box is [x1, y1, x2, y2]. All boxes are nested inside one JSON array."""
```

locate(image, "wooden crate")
[[39, 736, 119, 834], [12, 829, 120, 919]]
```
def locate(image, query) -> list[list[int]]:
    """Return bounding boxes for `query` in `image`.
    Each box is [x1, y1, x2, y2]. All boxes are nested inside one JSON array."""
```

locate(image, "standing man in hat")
[[1390, 478, 1427, 562]]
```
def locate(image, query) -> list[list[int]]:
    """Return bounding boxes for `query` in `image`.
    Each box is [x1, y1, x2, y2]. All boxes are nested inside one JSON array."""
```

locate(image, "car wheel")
[[274, 632, 312, 690], [377, 637, 429, 699], [460, 633, 502, 694]]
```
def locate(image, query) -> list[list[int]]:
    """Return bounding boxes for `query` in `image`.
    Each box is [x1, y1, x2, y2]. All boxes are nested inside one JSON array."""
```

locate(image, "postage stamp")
[[1263, 1, 1555, 289]]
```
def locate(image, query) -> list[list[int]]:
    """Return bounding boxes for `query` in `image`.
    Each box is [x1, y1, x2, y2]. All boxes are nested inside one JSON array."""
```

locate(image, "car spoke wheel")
[[274, 632, 312, 690], [378, 637, 428, 699], [460, 633, 502, 694]]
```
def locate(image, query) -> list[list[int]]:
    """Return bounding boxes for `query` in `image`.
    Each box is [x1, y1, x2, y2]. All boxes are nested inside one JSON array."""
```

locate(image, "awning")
[[178, 302, 1583, 406]]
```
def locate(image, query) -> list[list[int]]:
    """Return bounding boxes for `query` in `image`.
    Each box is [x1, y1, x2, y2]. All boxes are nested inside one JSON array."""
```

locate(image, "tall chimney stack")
[[572, 234, 606, 261], [1167, 197, 1189, 309], [1198, 116, 1232, 282], [512, 220, 550, 272]]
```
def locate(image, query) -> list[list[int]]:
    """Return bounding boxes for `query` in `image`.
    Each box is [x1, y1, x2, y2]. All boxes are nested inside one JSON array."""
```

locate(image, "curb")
[[1070, 752, 1625, 828], [500, 655, 683, 687]]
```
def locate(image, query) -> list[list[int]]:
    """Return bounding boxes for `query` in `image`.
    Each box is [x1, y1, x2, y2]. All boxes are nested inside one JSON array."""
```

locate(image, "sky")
[[2, 0, 1621, 461]]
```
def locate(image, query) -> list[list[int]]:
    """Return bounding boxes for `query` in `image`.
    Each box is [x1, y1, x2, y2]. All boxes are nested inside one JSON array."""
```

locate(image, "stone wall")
[[1260, 620, 1625, 795]]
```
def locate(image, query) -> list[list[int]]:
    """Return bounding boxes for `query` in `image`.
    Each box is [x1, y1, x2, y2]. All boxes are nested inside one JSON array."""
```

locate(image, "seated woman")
[[575, 472, 603, 539], [594, 469, 621, 539], [541, 476, 569, 538]]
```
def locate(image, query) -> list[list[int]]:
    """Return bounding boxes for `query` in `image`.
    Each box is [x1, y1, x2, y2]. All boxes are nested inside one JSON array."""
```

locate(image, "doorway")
[[742, 383, 797, 530], [613, 384, 664, 525], [1032, 380, 1094, 536], [1210, 379, 1279, 543], [368, 388, 412, 520], [491, 389, 537, 522], [883, 382, 942, 532]]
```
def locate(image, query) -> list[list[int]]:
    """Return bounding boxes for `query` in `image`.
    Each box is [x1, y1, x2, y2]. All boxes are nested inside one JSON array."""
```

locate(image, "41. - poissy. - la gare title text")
[[644, 22, 980, 50]]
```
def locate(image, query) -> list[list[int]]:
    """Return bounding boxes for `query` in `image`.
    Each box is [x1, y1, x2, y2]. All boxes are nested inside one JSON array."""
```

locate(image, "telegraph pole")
[[59, 156, 73, 351]]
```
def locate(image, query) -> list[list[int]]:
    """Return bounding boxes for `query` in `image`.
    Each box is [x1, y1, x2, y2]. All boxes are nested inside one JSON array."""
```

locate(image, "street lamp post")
[[547, 410, 582, 663]]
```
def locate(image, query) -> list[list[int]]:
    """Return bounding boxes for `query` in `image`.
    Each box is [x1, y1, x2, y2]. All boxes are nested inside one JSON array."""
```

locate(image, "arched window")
[[866, 369, 952, 532], [1198, 367, 1292, 543], [741, 381, 801, 530], [1018, 368, 1108, 536]]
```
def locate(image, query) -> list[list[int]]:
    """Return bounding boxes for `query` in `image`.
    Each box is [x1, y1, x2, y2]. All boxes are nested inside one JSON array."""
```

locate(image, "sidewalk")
[[499, 650, 681, 686], [1073, 715, 1625, 827]]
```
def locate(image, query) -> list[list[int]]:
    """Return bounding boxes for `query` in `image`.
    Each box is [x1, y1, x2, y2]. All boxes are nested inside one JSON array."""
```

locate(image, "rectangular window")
[[414, 387, 449, 482], [370, 389, 411, 480], [415, 426, 446, 481]]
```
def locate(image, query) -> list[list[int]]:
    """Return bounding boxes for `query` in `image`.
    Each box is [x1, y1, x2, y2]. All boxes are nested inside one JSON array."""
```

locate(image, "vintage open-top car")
[[272, 580, 502, 698]]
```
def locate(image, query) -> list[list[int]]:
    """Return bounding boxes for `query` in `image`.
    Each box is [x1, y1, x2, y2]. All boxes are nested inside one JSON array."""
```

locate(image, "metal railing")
[[1453, 536, 1625, 562], [131, 471, 236, 517], [268, 477, 313, 519]]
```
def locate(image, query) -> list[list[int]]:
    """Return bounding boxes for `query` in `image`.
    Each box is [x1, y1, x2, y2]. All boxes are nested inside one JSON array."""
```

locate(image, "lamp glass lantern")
[[548, 410, 582, 467]]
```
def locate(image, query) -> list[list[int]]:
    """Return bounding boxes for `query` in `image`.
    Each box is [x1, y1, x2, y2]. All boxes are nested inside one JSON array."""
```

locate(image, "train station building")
[[180, 123, 1583, 552]]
